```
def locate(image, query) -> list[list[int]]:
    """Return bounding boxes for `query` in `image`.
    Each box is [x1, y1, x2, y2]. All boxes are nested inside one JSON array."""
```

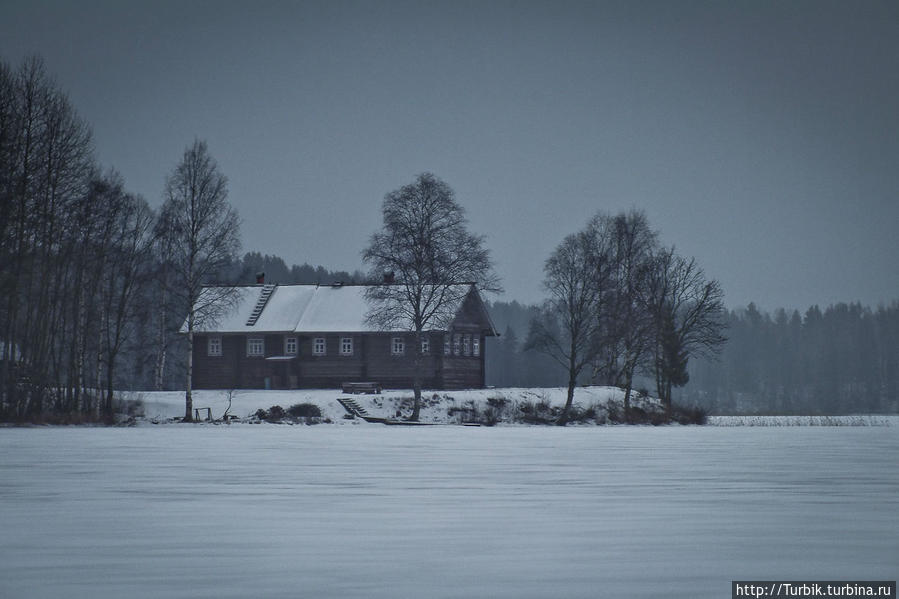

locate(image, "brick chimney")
[[255, 271, 265, 284]]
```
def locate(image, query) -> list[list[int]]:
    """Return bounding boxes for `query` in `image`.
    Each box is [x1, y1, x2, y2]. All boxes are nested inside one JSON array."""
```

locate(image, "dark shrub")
[[518, 399, 555, 425], [672, 404, 708, 425], [629, 406, 648, 422], [254, 408, 269, 420], [487, 396, 508, 409], [113, 395, 145, 418], [565, 404, 598, 424], [288, 403, 321, 418], [605, 401, 623, 423], [448, 401, 479, 424], [267, 405, 286, 421], [649, 410, 668, 426]]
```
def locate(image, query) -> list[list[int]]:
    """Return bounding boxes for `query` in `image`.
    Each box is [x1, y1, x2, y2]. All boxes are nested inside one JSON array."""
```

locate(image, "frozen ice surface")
[[1, 426, 897, 598]]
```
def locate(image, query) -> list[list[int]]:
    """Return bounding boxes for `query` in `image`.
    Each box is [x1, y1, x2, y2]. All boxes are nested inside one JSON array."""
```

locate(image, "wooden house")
[[185, 283, 497, 390]]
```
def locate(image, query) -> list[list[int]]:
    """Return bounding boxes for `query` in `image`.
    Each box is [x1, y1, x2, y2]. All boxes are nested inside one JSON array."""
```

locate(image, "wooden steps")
[[337, 397, 370, 417], [245, 284, 276, 326], [336, 396, 434, 425]]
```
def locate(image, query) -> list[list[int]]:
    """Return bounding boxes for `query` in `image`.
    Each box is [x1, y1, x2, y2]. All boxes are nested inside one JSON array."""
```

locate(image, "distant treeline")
[[484, 299, 899, 415], [225, 251, 364, 286], [484, 301, 566, 388], [680, 302, 899, 415]]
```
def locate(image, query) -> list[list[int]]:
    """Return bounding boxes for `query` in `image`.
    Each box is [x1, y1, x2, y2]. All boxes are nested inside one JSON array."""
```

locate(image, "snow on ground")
[[137, 386, 639, 424], [1, 425, 897, 599], [136, 387, 897, 426]]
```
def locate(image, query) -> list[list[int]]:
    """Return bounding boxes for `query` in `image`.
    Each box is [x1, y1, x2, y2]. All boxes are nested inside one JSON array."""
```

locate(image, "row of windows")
[[443, 334, 480, 357], [207, 335, 481, 357], [313, 337, 353, 356]]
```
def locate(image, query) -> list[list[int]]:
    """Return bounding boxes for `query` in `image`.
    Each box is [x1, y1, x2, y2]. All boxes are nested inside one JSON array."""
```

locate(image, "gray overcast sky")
[[2, 0, 897, 311]]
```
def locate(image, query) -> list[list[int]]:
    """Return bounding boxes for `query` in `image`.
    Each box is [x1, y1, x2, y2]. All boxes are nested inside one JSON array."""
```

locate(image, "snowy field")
[[1, 425, 897, 598]]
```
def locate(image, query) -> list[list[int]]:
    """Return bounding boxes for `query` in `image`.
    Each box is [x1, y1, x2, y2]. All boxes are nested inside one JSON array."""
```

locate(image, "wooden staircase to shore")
[[337, 397, 370, 418], [336, 396, 433, 425]]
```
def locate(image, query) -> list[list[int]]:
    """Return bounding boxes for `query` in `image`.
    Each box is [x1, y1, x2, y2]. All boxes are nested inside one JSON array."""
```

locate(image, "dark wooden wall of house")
[[191, 334, 282, 389], [192, 331, 487, 390], [294, 333, 366, 388]]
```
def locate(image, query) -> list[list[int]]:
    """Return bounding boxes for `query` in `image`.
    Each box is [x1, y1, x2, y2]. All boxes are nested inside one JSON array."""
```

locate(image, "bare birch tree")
[[158, 140, 240, 421], [603, 211, 658, 419], [362, 173, 499, 421]]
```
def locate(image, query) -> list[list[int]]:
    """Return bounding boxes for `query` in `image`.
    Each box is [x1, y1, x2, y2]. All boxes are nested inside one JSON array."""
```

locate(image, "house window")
[[285, 337, 297, 355], [473, 336, 480, 357], [462, 334, 471, 356], [421, 336, 430, 354], [341, 337, 354, 356], [391, 337, 405, 355], [207, 336, 222, 357], [444, 335, 451, 355], [313, 337, 326, 356], [453, 334, 462, 356], [247, 337, 264, 357]]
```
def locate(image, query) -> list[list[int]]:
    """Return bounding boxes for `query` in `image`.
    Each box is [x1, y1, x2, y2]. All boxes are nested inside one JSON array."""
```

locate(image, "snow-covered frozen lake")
[[1, 426, 897, 598]]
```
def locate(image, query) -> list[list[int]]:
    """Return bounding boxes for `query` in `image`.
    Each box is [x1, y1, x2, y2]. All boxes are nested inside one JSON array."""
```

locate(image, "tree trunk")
[[410, 329, 422, 421], [559, 369, 577, 425], [185, 328, 194, 421], [154, 287, 167, 390], [104, 362, 115, 423], [665, 380, 672, 418], [622, 365, 634, 423], [411, 383, 421, 421], [95, 326, 104, 418]]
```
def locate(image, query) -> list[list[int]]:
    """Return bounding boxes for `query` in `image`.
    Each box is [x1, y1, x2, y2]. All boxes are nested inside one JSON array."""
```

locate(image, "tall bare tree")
[[529, 209, 725, 422], [646, 248, 726, 413], [526, 218, 613, 424], [0, 56, 94, 419], [158, 140, 240, 421], [362, 172, 499, 421], [99, 188, 155, 419], [603, 211, 658, 418]]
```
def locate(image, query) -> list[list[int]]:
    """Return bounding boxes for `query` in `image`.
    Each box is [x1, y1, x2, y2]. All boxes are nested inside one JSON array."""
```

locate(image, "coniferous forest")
[[484, 300, 899, 415], [681, 302, 899, 414]]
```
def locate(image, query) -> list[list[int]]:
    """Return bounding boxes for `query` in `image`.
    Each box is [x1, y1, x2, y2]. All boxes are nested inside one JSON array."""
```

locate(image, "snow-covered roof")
[[184, 284, 490, 334]]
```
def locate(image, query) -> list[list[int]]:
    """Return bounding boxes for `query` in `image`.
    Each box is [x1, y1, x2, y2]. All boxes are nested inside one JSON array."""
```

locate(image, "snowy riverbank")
[[138, 386, 641, 424], [132, 387, 896, 426]]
